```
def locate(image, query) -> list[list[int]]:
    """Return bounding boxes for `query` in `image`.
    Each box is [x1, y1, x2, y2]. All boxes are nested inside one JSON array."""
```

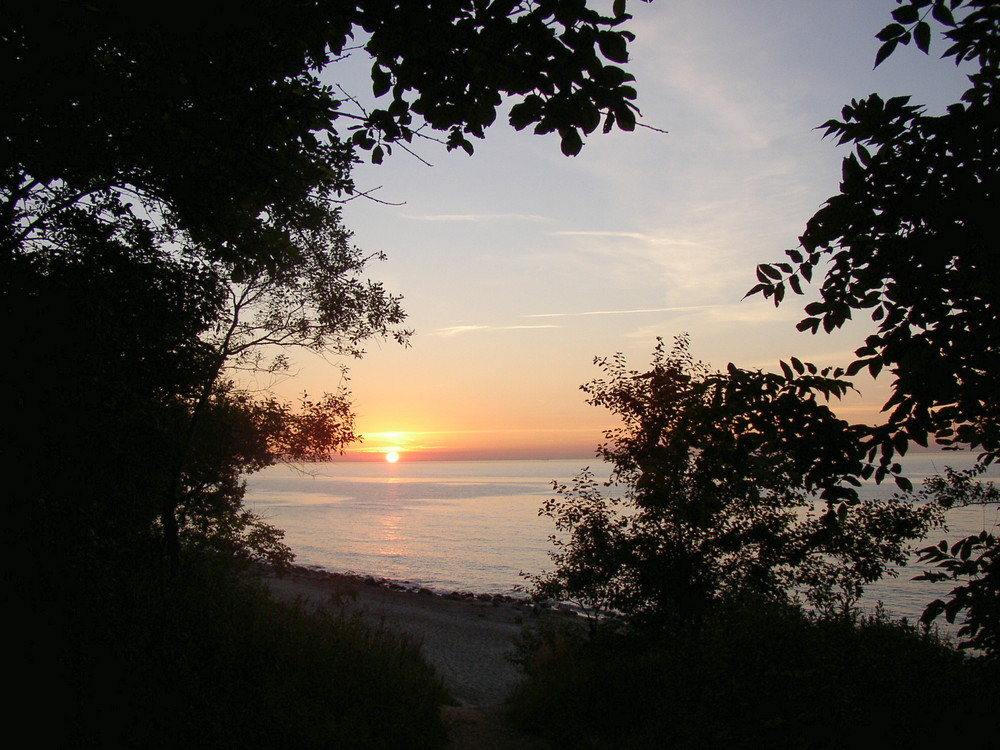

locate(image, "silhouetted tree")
[[174, 385, 363, 568], [159, 208, 407, 571], [749, 0, 999, 655], [2, 0, 652, 575], [531, 337, 938, 628], [912, 467, 999, 655], [3, 4, 655, 741], [3, 160, 400, 573], [750, 0, 998, 465], [2, 0, 647, 269]]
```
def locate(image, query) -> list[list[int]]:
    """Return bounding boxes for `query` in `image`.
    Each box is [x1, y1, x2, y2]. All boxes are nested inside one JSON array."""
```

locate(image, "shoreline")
[[268, 562, 535, 606]]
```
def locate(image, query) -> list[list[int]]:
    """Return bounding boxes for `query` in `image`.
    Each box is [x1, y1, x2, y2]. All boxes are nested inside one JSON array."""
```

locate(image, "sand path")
[[264, 567, 532, 705], [263, 567, 553, 748]]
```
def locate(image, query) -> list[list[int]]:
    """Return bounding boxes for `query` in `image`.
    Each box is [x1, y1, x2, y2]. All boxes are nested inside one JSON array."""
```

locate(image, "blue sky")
[[267, 1, 974, 460]]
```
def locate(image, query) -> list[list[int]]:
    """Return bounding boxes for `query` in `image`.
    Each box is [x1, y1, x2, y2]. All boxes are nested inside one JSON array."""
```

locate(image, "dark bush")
[[507, 600, 997, 750], [19, 565, 450, 749]]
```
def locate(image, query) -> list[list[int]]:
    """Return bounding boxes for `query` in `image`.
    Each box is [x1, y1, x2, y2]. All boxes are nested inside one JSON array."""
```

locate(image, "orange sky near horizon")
[[341, 428, 607, 462], [336, 373, 894, 463]]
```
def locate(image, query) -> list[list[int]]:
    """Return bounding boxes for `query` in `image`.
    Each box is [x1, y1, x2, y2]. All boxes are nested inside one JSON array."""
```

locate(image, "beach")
[[263, 565, 552, 707], [264, 565, 560, 749]]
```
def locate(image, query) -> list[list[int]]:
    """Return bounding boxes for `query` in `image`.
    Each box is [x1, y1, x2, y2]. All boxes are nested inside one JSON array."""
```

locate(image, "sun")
[[385, 451, 400, 463]]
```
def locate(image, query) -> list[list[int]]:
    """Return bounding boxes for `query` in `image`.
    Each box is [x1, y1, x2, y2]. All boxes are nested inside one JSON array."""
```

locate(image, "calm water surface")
[[246, 459, 596, 595], [245, 455, 999, 625]]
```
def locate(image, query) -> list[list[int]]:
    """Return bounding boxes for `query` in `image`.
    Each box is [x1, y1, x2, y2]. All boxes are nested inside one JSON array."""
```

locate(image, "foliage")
[[3, 1, 348, 268], [530, 337, 938, 626], [748, 0, 1000, 467], [204, 208, 409, 370], [348, 0, 649, 158], [911, 463, 1000, 656], [3, 198, 385, 572], [166, 377, 367, 571], [18, 565, 451, 749], [2, 4, 650, 743], [917, 530, 999, 656], [748, 0, 1000, 654], [5, 234, 222, 570], [2, 0, 648, 269], [175, 385, 362, 568], [2, 0, 649, 573], [508, 600, 998, 750], [157, 206, 407, 570]]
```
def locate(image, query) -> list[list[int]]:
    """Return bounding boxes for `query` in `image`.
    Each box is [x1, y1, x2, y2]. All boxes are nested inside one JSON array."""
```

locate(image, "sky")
[[265, 1, 974, 462]]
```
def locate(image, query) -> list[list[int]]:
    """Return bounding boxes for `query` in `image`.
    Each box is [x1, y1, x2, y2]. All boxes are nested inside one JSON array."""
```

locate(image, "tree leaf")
[[614, 103, 636, 131], [914, 21, 931, 53], [759, 264, 783, 280], [932, 3, 955, 26], [371, 65, 391, 97], [875, 39, 899, 67], [597, 31, 629, 63], [920, 599, 946, 624], [560, 128, 584, 156], [877, 22, 906, 42]]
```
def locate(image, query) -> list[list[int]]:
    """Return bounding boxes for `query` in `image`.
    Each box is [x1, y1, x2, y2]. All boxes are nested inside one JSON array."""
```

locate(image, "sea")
[[244, 453, 998, 627]]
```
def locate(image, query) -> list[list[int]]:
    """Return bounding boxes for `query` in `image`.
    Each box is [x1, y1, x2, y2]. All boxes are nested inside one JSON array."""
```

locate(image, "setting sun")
[[357, 432, 418, 462]]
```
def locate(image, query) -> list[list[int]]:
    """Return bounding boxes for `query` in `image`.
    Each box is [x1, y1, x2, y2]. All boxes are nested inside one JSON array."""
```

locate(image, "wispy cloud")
[[525, 305, 715, 319], [403, 213, 549, 222], [621, 303, 801, 340], [537, 227, 744, 299], [428, 324, 560, 337], [550, 230, 703, 246]]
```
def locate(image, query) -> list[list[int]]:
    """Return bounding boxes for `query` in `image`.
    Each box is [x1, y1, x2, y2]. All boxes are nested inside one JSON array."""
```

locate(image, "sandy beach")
[[262, 565, 549, 707], [264, 566, 561, 748]]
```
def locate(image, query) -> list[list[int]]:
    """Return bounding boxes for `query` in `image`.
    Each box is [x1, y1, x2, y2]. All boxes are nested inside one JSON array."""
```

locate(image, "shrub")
[[530, 337, 939, 628], [24, 565, 450, 749], [507, 601, 997, 750]]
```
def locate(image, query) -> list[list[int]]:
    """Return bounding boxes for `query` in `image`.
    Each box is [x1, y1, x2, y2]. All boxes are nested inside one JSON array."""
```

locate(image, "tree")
[[749, 0, 999, 466], [4, 151, 402, 572], [2, 1, 350, 269], [3, 3, 655, 737], [3, 0, 652, 576], [347, 0, 648, 159], [6, 216, 221, 563], [159, 207, 408, 570], [912, 467, 999, 655], [531, 337, 938, 628], [174, 385, 362, 568], [2, 0, 648, 270], [749, 0, 999, 654]]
